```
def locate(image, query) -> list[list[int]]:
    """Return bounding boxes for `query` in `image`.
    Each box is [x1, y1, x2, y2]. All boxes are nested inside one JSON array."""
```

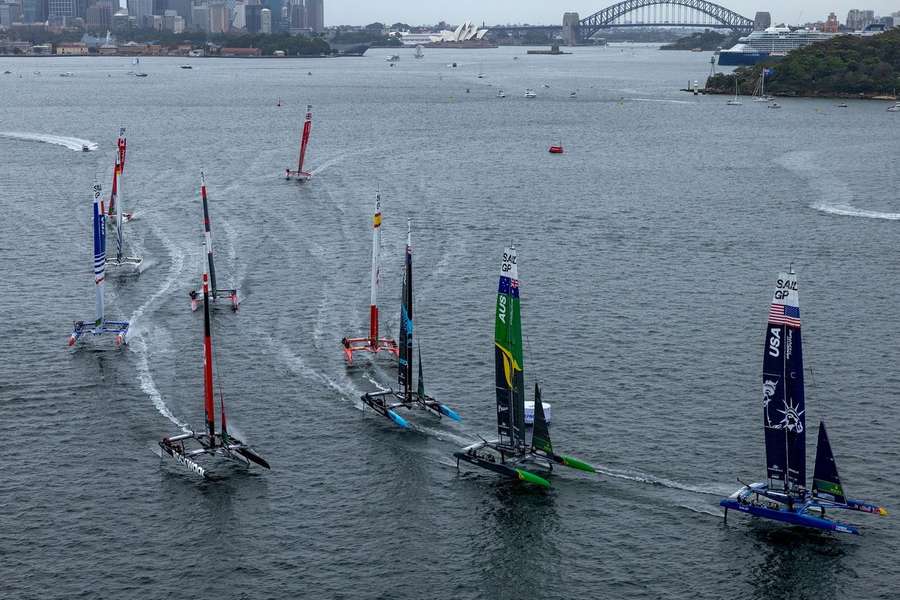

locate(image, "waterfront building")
[[260, 6, 270, 32], [111, 8, 130, 30], [824, 12, 839, 32], [55, 41, 88, 53]]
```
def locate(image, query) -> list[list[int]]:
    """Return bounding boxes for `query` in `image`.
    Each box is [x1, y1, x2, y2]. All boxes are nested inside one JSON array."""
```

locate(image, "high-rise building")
[[208, 0, 226, 31], [166, 0, 190, 25], [191, 1, 208, 30], [846, 9, 876, 30], [23, 0, 47, 22], [126, 0, 151, 25], [0, 2, 22, 26], [85, 0, 113, 28], [244, 2, 260, 31], [289, 0, 304, 28], [260, 5, 269, 32], [48, 0, 75, 18], [260, 0, 278, 28], [824, 12, 839, 32], [304, 0, 321, 32]]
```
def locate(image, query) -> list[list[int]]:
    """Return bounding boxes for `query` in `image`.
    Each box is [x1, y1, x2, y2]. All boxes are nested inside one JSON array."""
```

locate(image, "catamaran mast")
[[369, 193, 382, 348], [201, 256, 216, 445], [93, 183, 106, 326], [298, 104, 312, 173], [398, 218, 414, 400], [200, 172, 218, 298]]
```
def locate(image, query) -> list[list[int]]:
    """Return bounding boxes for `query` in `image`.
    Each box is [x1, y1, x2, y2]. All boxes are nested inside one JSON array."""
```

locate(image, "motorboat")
[[524, 88, 537, 99]]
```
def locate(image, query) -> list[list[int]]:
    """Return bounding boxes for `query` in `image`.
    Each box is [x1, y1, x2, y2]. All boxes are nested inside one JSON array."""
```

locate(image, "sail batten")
[[495, 248, 526, 449], [762, 271, 806, 494]]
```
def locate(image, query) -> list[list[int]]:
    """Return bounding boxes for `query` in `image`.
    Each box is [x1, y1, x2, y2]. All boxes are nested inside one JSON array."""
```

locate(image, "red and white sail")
[[297, 104, 312, 174]]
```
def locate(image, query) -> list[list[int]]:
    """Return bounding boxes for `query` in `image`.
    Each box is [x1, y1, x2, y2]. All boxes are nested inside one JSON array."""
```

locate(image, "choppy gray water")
[[1, 46, 898, 599]]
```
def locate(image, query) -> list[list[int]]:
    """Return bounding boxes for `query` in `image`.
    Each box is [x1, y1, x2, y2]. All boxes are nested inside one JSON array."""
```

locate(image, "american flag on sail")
[[768, 303, 800, 328]]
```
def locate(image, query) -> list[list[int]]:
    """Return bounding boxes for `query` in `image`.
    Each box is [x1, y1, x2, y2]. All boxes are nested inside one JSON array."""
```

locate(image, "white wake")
[[0, 131, 98, 151]]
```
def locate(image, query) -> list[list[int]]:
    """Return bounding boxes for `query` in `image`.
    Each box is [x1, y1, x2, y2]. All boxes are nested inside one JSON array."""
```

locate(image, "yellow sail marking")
[[495, 342, 521, 388]]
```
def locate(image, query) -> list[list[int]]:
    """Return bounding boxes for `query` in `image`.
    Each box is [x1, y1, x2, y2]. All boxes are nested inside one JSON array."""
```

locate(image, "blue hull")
[[720, 499, 859, 535], [717, 51, 770, 66]]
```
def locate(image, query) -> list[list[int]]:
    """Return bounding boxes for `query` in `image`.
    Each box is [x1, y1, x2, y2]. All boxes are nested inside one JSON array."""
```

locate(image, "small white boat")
[[768, 102, 782, 109], [524, 88, 537, 99], [497, 89, 506, 98], [60, 72, 74, 77], [542, 83, 550, 89], [569, 91, 577, 99], [180, 64, 192, 69], [836, 103, 848, 108], [887, 102, 900, 113]]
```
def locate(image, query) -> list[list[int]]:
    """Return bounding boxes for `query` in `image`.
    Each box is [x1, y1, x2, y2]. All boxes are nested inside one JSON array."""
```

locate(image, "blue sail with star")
[[762, 271, 806, 494]]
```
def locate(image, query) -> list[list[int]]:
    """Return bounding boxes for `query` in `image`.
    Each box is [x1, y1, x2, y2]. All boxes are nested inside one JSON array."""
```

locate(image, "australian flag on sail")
[[768, 304, 800, 328], [498, 275, 519, 298]]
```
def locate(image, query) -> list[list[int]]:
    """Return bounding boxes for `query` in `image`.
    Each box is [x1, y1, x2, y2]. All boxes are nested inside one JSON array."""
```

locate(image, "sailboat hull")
[[720, 497, 859, 535]]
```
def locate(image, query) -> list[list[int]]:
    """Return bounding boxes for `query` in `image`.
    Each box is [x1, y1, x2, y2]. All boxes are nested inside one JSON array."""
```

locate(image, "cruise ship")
[[718, 26, 837, 66]]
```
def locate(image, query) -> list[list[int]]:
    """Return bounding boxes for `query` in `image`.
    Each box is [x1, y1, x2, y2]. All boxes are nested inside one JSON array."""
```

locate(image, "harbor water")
[[1, 45, 898, 599]]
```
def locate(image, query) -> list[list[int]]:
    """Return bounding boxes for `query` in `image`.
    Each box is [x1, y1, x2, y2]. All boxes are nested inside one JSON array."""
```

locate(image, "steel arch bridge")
[[579, 0, 754, 38]]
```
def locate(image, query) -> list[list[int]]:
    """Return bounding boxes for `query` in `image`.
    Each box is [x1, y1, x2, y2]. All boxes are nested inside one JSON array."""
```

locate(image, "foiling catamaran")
[[360, 218, 461, 428], [720, 269, 887, 534], [454, 247, 596, 488], [159, 253, 270, 478], [107, 128, 133, 223], [341, 193, 398, 364], [189, 173, 239, 311], [105, 155, 143, 274], [285, 104, 313, 182], [68, 183, 130, 346]]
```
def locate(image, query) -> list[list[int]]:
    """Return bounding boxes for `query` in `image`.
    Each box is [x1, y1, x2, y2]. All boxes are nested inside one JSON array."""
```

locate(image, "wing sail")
[[762, 270, 806, 493], [495, 248, 526, 449]]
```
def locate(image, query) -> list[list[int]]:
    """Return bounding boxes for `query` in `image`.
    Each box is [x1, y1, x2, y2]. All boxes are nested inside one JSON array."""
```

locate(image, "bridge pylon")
[[563, 12, 580, 46]]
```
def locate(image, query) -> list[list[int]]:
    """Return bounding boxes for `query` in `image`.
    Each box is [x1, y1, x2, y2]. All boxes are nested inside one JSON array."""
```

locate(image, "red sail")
[[202, 271, 215, 441], [108, 156, 120, 216], [297, 106, 312, 172]]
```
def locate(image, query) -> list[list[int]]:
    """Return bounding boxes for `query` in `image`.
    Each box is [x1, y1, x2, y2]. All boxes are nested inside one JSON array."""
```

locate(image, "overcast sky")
[[325, 1, 900, 26]]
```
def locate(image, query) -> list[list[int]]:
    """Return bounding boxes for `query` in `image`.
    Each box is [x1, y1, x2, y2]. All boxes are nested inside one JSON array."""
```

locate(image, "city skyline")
[[324, 1, 900, 27]]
